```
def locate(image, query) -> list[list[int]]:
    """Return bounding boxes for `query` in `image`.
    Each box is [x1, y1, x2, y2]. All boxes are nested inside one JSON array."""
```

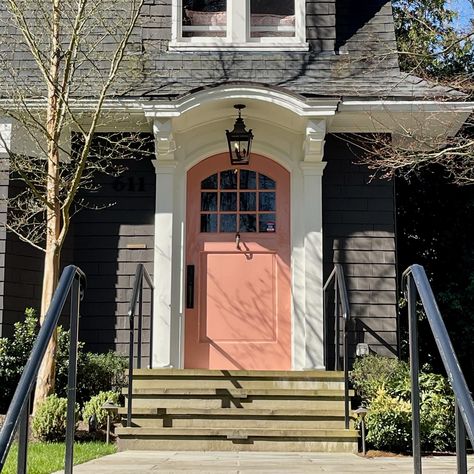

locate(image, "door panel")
[[185, 153, 291, 370]]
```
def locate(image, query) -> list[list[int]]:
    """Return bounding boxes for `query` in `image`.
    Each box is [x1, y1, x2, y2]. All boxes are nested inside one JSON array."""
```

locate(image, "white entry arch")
[[147, 84, 332, 370]]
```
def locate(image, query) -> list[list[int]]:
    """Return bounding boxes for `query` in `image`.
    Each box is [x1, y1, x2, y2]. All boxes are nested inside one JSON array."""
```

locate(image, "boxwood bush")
[[82, 390, 120, 429], [351, 355, 455, 453], [32, 394, 79, 442]]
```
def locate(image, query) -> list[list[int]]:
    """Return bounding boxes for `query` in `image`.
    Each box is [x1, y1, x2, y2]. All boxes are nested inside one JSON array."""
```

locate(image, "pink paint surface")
[[185, 154, 291, 370]]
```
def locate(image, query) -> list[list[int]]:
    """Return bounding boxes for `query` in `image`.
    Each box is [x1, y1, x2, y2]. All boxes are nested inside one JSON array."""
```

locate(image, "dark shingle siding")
[[73, 150, 155, 357], [323, 134, 398, 359]]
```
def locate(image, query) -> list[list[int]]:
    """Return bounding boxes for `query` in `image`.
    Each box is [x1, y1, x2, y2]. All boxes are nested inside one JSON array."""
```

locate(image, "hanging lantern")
[[226, 104, 253, 165]]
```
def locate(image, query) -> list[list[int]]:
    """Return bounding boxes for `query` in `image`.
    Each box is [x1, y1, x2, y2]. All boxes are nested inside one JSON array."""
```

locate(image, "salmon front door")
[[185, 154, 291, 370]]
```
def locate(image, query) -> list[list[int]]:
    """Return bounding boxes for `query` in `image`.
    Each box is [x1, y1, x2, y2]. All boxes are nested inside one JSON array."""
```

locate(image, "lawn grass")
[[2, 441, 117, 474]]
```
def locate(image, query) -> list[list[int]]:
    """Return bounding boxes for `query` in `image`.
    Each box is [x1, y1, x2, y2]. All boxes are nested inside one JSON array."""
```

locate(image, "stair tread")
[[125, 388, 352, 397], [132, 369, 344, 380], [116, 427, 359, 438], [118, 407, 352, 417]]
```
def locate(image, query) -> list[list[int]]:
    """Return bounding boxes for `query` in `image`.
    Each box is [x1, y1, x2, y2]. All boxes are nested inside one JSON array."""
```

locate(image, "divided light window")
[[174, 0, 306, 50]]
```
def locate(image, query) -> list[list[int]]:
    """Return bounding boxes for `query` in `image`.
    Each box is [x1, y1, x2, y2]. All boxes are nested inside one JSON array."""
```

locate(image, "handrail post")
[[127, 306, 134, 428], [16, 400, 28, 474], [343, 319, 350, 429], [334, 277, 340, 371], [407, 274, 422, 474], [149, 282, 154, 369], [456, 401, 468, 474], [137, 279, 143, 369], [64, 276, 80, 474]]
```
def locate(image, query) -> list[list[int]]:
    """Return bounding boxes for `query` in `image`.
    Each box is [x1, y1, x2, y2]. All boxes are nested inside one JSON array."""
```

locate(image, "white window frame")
[[170, 0, 308, 51]]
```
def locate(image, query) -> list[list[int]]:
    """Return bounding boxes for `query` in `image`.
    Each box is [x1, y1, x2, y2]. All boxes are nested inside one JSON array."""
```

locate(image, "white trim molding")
[[169, 0, 307, 51], [152, 118, 179, 368]]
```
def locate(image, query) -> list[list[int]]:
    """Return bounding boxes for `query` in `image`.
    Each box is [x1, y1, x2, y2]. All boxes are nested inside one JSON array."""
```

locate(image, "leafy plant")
[[0, 308, 38, 412], [0, 308, 127, 413], [55, 330, 127, 406], [350, 354, 409, 400], [365, 388, 412, 452], [32, 394, 79, 442], [352, 355, 456, 452], [82, 391, 120, 429]]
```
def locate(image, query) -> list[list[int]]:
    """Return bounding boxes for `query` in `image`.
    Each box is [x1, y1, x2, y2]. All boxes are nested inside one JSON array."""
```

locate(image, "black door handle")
[[186, 265, 195, 309]]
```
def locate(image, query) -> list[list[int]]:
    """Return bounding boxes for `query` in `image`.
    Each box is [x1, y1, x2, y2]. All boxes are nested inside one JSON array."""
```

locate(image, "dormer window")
[[171, 0, 307, 51]]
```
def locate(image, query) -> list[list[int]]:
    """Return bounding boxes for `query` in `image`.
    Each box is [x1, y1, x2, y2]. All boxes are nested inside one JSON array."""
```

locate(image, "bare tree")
[[0, 0, 146, 410], [352, 0, 474, 184]]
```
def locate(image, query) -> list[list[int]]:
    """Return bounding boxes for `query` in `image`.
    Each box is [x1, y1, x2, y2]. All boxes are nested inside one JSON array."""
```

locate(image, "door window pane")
[[201, 214, 217, 232], [258, 173, 276, 189], [220, 170, 238, 189], [259, 192, 276, 211], [220, 214, 237, 232], [201, 192, 217, 211], [182, 0, 227, 38], [201, 173, 218, 189], [240, 192, 256, 211], [240, 170, 256, 189], [250, 0, 295, 38], [240, 214, 257, 232], [220, 192, 237, 211]]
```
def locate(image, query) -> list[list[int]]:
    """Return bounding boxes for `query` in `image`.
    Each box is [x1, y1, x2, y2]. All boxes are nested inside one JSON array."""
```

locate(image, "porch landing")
[[53, 450, 474, 473]]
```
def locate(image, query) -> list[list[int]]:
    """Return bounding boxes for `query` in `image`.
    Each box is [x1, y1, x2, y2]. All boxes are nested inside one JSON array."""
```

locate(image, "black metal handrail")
[[0, 265, 86, 474], [127, 263, 154, 427], [323, 263, 351, 430], [402, 264, 474, 474]]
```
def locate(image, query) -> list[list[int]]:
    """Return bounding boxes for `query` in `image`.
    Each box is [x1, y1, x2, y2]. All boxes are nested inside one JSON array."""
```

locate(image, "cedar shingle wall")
[[73, 152, 155, 356], [323, 134, 398, 359], [2, 180, 43, 336]]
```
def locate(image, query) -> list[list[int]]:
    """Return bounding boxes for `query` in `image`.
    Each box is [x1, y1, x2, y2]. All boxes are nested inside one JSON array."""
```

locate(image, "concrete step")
[[131, 369, 346, 391], [116, 369, 357, 453], [124, 387, 353, 398], [116, 427, 359, 453], [119, 407, 353, 429]]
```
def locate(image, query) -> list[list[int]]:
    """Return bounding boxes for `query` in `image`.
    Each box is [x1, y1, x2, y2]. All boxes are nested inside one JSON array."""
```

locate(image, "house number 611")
[[112, 177, 146, 192]]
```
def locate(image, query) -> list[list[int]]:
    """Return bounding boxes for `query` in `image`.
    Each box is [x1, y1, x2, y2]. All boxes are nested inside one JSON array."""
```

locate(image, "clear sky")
[[449, 0, 474, 29]]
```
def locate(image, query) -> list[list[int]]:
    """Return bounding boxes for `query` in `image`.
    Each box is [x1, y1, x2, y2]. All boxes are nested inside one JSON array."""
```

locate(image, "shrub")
[[365, 388, 412, 452], [0, 308, 38, 412], [32, 394, 79, 442], [350, 354, 409, 400], [82, 391, 120, 429], [55, 329, 127, 407], [352, 355, 456, 453]]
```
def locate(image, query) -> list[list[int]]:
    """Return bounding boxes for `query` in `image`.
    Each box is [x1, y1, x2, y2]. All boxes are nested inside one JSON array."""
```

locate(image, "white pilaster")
[[152, 118, 177, 367], [300, 118, 327, 369], [0, 119, 13, 158]]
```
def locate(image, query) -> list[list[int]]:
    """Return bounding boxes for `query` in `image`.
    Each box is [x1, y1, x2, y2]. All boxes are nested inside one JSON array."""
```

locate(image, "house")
[[0, 0, 470, 373]]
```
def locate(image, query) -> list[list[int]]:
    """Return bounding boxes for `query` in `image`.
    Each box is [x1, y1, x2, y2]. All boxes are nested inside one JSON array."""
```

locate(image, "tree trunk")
[[33, 242, 60, 411], [33, 0, 62, 413]]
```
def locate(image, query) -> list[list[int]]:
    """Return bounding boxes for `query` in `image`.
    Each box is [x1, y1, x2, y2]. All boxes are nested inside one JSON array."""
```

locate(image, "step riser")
[[123, 418, 348, 429], [132, 379, 345, 390], [128, 398, 346, 410], [117, 438, 358, 453]]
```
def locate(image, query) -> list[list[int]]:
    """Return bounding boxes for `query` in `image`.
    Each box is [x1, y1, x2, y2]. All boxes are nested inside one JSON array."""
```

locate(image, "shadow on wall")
[[335, 0, 389, 52]]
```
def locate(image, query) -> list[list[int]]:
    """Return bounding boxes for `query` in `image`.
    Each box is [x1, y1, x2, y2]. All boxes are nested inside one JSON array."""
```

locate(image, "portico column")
[[301, 119, 327, 369], [0, 119, 12, 336], [152, 119, 177, 367]]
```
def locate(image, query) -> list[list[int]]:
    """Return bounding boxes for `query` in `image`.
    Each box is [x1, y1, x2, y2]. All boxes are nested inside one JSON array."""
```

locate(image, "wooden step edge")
[[131, 369, 345, 379], [115, 427, 360, 439], [117, 407, 355, 417], [122, 388, 354, 397]]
